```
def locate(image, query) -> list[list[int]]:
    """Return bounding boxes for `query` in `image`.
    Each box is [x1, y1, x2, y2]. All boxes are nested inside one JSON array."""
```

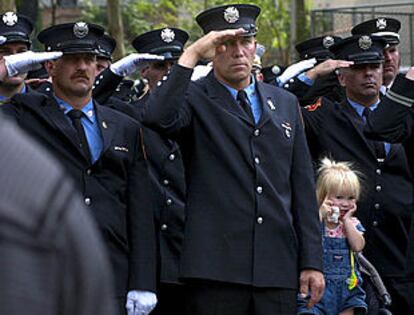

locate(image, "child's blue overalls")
[[297, 224, 367, 315]]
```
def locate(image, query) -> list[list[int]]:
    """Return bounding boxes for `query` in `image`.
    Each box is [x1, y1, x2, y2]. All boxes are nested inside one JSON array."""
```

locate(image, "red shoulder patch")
[[305, 98, 322, 112]]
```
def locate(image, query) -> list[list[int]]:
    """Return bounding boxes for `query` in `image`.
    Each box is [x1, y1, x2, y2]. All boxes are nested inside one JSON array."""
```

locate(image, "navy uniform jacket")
[[142, 64, 323, 289], [301, 95, 413, 278], [363, 74, 414, 281], [101, 89, 187, 285], [1, 91, 157, 296]]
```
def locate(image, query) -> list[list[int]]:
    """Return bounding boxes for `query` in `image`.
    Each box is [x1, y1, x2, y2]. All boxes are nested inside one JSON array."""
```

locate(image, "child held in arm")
[[297, 158, 367, 315]]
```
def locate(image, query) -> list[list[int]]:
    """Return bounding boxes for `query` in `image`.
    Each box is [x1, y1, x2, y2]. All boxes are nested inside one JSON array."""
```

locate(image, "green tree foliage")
[[81, 0, 310, 65]]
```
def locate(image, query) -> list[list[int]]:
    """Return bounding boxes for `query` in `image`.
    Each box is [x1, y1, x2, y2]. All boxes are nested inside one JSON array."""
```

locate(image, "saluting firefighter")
[[142, 4, 324, 315], [302, 34, 413, 314], [0, 22, 158, 315]]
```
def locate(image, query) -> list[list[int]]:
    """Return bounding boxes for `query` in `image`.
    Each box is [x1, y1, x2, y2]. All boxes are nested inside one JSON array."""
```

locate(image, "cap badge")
[[223, 6, 239, 24], [358, 35, 372, 50], [376, 18, 387, 30], [73, 22, 89, 39], [2, 12, 18, 27], [160, 28, 175, 43], [322, 36, 335, 48]]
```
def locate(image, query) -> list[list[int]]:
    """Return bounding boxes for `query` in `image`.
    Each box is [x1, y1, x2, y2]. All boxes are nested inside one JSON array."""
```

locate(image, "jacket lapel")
[[39, 97, 84, 153], [204, 72, 255, 126], [256, 82, 274, 128], [95, 102, 117, 155]]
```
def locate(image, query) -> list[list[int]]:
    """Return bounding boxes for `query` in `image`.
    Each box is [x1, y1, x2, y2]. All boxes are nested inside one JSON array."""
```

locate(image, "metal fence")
[[311, 2, 414, 67]]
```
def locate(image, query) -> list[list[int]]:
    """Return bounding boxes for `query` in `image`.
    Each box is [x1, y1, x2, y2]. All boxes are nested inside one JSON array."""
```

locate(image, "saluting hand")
[[178, 28, 246, 68], [1, 51, 62, 77]]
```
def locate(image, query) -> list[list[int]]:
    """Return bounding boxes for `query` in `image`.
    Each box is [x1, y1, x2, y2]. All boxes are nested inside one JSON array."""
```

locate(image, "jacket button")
[[256, 186, 263, 194], [161, 224, 168, 231], [376, 185, 382, 192], [168, 153, 176, 161], [84, 197, 91, 206], [374, 203, 380, 210], [376, 169, 381, 175], [253, 129, 260, 137], [163, 179, 169, 186], [289, 78, 294, 83], [166, 198, 173, 206], [372, 221, 378, 227], [254, 157, 260, 165], [86, 169, 92, 175], [257, 217, 263, 224]]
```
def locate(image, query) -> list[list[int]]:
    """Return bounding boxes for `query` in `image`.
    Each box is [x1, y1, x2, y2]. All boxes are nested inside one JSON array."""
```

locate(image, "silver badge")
[[2, 12, 18, 26], [223, 6, 239, 24], [73, 22, 89, 39], [267, 98, 276, 111], [322, 36, 335, 49], [358, 35, 372, 50], [282, 122, 292, 138], [160, 28, 175, 43], [376, 18, 387, 30]]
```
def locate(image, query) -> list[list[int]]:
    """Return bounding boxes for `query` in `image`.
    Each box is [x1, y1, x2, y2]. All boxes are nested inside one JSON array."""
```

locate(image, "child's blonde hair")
[[316, 157, 361, 206]]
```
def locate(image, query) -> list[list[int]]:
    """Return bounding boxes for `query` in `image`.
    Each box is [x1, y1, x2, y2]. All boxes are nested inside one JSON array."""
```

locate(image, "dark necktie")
[[237, 90, 255, 122], [67, 109, 91, 162], [363, 107, 386, 161]]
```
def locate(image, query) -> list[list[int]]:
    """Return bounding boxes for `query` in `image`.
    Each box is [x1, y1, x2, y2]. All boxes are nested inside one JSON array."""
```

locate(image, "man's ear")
[[44, 60, 56, 77], [337, 69, 347, 87]]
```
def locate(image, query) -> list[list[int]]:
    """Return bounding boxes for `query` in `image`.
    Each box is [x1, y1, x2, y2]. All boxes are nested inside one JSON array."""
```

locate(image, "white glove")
[[3, 51, 63, 76], [277, 58, 317, 85], [0, 36, 6, 45], [125, 290, 157, 315], [110, 53, 165, 77], [191, 63, 212, 81]]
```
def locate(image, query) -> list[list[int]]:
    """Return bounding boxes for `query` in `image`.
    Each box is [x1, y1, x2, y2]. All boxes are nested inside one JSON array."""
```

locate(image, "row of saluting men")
[[0, 4, 413, 315]]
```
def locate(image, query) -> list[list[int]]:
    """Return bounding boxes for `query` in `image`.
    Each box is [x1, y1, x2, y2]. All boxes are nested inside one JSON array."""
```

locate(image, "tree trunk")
[[295, 0, 309, 45], [0, 0, 16, 12], [107, 0, 125, 61]]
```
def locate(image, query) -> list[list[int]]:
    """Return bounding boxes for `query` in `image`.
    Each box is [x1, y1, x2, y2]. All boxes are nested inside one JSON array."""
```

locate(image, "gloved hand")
[[277, 58, 317, 85], [3, 51, 62, 76], [0, 36, 6, 45], [125, 290, 157, 315], [191, 63, 212, 81], [110, 53, 165, 77]]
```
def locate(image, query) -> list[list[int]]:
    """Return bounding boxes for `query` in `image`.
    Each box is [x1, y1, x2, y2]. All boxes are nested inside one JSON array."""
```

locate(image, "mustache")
[[70, 72, 90, 80]]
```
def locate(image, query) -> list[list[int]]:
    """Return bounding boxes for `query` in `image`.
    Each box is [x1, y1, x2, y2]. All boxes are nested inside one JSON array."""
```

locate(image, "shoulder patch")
[[305, 98, 322, 112]]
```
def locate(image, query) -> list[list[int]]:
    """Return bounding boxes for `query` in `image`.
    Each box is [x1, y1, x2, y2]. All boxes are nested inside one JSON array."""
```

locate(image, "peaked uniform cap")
[[97, 34, 116, 60], [132, 27, 189, 60], [38, 22, 105, 55], [196, 4, 260, 36], [0, 12, 33, 46], [351, 17, 401, 45], [295, 35, 342, 62], [329, 35, 387, 64]]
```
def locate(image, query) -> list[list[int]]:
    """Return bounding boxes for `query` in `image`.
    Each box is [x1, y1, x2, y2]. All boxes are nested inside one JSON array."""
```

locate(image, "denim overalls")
[[297, 223, 367, 315]]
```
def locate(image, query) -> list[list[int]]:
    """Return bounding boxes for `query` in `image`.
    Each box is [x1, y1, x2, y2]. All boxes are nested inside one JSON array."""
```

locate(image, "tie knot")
[[362, 107, 371, 118], [237, 90, 249, 103], [67, 109, 84, 120]]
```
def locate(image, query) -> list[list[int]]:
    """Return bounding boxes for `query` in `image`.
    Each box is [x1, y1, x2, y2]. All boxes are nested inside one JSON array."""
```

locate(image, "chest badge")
[[267, 98, 276, 111], [281, 122, 292, 138]]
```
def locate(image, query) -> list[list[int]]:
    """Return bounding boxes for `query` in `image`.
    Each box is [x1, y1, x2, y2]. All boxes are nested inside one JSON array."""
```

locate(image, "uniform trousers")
[[184, 280, 296, 315]]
